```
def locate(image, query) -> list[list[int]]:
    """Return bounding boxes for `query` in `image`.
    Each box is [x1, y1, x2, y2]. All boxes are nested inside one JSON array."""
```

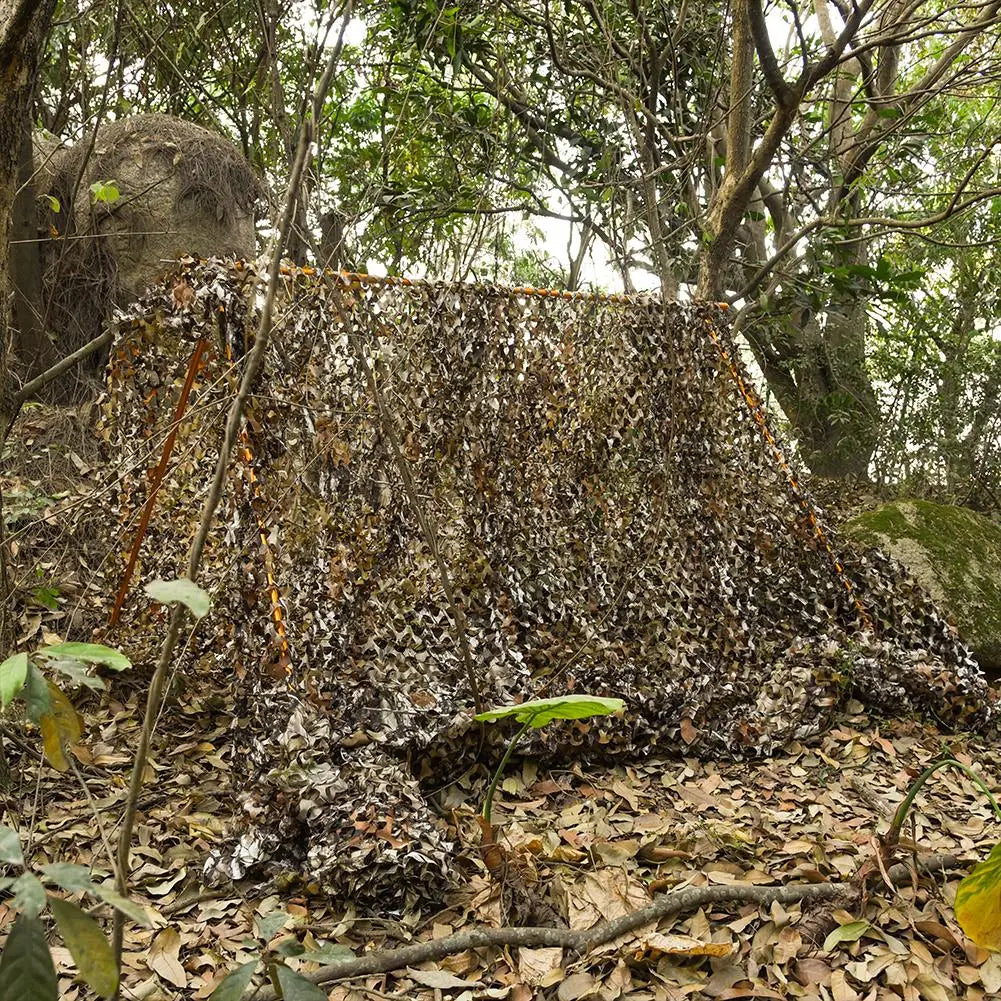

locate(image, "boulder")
[[25, 115, 262, 375], [845, 500, 1001, 674]]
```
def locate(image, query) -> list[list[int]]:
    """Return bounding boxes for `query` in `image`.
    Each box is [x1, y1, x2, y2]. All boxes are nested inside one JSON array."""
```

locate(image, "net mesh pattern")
[[101, 258, 995, 907]]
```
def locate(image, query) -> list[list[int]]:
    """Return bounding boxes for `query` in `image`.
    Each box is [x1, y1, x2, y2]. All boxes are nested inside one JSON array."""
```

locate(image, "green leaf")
[[0, 652, 28, 707], [273, 939, 305, 957], [35, 643, 131, 672], [823, 920, 870, 952], [474, 694, 625, 729], [92, 886, 151, 927], [144, 578, 211, 619], [89, 180, 120, 204], [255, 910, 290, 942], [41, 658, 107, 691], [209, 960, 259, 1001], [0, 915, 58, 1001], [10, 874, 47, 919], [0, 825, 24, 866], [956, 841, 1001, 950], [270, 964, 327, 1001], [39, 863, 103, 894], [22, 663, 52, 723], [301, 943, 355, 963], [49, 897, 119, 998], [43, 194, 60, 213]]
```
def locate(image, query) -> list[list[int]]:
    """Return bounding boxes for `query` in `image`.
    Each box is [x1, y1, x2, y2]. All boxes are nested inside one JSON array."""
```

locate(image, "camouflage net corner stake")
[[101, 258, 996, 909]]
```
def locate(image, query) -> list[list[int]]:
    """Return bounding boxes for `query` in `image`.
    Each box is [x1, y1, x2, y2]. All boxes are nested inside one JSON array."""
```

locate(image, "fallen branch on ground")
[[253, 853, 960, 1000]]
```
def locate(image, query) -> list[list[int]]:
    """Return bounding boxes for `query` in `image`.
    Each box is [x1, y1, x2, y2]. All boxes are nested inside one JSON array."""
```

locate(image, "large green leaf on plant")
[[475, 694, 625, 728], [0, 915, 58, 1001], [0, 652, 28, 707], [92, 885, 152, 926], [10, 873, 47, 918], [22, 663, 52, 723], [144, 578, 211, 619], [0, 825, 24, 866], [270, 964, 327, 1001], [956, 841, 1001, 950], [39, 863, 104, 894], [209, 959, 260, 1001], [255, 910, 290, 942], [35, 643, 131, 672], [49, 897, 119, 998]]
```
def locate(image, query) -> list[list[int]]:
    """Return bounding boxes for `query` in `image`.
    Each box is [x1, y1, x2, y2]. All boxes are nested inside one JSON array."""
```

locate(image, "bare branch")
[[254, 855, 961, 1000]]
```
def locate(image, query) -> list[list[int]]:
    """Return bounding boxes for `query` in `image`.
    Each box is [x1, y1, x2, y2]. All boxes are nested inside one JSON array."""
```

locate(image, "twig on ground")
[[253, 854, 961, 1000]]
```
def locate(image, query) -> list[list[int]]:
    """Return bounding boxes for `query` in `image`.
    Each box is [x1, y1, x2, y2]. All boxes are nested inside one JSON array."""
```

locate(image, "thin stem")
[[483, 720, 531, 826], [887, 757, 1001, 848]]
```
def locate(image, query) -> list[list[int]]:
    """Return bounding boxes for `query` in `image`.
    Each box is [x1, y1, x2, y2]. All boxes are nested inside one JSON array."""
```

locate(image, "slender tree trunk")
[[11, 120, 56, 380]]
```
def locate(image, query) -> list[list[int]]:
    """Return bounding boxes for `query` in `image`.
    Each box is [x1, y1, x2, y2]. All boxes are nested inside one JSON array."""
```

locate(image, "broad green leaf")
[[273, 939, 305, 957], [40, 658, 106, 691], [0, 825, 24, 866], [209, 959, 259, 1001], [36, 643, 131, 672], [956, 841, 1001, 950], [89, 180, 120, 204], [255, 910, 290, 942], [22, 663, 52, 723], [0, 915, 58, 1001], [10, 873, 47, 919], [0, 652, 28, 707], [301, 943, 355, 963], [40, 863, 103, 894], [823, 920, 870, 952], [144, 578, 210, 619], [270, 964, 327, 1001], [92, 886, 151, 926], [43, 194, 60, 213], [50, 897, 119, 998], [475, 694, 625, 729], [39, 681, 82, 772]]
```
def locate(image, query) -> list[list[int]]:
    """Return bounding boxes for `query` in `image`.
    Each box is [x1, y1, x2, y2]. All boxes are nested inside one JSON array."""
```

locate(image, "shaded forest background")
[[3, 0, 1001, 498]]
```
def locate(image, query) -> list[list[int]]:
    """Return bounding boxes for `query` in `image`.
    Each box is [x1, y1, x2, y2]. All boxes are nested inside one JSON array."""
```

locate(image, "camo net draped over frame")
[[102, 258, 995, 908]]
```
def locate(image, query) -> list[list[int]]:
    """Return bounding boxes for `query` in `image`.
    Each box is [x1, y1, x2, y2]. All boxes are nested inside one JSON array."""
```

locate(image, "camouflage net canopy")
[[102, 258, 996, 908]]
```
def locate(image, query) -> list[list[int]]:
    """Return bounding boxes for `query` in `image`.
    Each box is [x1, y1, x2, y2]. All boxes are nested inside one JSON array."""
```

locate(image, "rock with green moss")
[[845, 500, 1001, 674]]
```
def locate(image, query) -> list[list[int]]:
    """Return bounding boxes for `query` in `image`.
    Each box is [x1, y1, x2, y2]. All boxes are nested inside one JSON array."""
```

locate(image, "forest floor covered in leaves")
[[4, 666, 1001, 1001], [4, 406, 1001, 1001]]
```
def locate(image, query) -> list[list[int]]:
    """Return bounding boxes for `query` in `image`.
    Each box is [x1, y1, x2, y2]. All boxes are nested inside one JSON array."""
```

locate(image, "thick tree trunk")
[[1, 0, 58, 411], [1, 0, 58, 655]]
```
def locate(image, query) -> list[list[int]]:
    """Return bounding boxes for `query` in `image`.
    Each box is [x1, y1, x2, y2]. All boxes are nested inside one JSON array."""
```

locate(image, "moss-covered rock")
[[845, 500, 1001, 673]]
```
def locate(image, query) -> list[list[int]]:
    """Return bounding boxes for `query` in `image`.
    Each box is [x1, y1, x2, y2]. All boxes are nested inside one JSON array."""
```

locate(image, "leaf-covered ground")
[[4, 662, 1001, 1001]]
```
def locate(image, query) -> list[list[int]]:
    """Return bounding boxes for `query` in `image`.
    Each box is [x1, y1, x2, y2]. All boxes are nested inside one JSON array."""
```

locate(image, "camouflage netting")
[[100, 258, 996, 909]]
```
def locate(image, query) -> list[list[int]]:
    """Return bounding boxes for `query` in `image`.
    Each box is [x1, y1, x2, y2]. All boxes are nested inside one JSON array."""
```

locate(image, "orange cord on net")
[[702, 315, 873, 632], [224, 339, 292, 678], [110, 336, 208, 627]]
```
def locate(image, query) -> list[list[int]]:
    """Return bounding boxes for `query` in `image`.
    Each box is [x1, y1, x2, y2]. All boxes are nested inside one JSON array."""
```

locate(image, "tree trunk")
[[1, 0, 58, 411], [0, 0, 58, 656], [11, 120, 57, 380]]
